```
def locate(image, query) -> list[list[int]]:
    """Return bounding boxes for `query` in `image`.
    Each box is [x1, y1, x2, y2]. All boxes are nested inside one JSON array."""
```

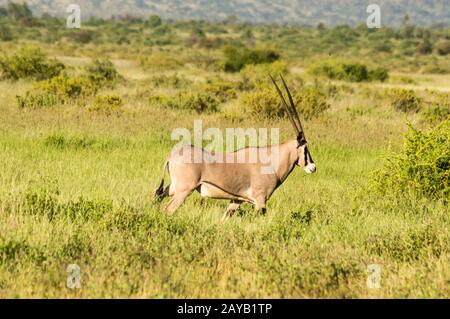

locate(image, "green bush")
[[239, 61, 289, 89], [417, 37, 433, 55], [371, 119, 450, 199], [239, 84, 284, 118], [240, 84, 329, 119], [68, 29, 95, 44], [201, 77, 238, 103], [17, 75, 98, 108], [146, 15, 162, 28], [222, 45, 280, 72], [149, 74, 192, 89], [0, 24, 13, 41], [88, 95, 123, 115], [0, 47, 64, 81], [86, 59, 122, 87], [391, 89, 422, 113], [151, 92, 218, 113], [435, 41, 450, 56], [422, 105, 450, 125], [298, 86, 331, 119], [140, 52, 181, 71], [310, 61, 388, 82], [368, 67, 389, 82], [422, 94, 450, 124]]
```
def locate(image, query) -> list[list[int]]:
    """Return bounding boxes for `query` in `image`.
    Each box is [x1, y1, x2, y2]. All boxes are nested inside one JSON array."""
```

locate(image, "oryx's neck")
[[273, 139, 298, 184]]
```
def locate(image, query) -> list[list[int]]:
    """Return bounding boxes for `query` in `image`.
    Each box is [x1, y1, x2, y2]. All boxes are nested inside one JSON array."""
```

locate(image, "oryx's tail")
[[154, 161, 169, 200]]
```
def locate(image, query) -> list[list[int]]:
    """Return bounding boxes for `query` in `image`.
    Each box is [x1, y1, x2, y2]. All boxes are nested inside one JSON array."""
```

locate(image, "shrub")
[[298, 86, 331, 120], [239, 61, 289, 89], [391, 89, 422, 113], [422, 105, 450, 125], [417, 37, 433, 55], [140, 52, 181, 71], [310, 61, 388, 82], [17, 75, 98, 108], [146, 15, 162, 28], [240, 84, 284, 118], [422, 93, 450, 124], [170, 92, 219, 113], [435, 41, 450, 56], [88, 95, 123, 115], [186, 35, 224, 49], [149, 74, 191, 89], [152, 25, 172, 36], [201, 77, 238, 103], [86, 59, 122, 87], [240, 84, 329, 119], [222, 45, 280, 72], [371, 120, 450, 199], [185, 51, 221, 71], [368, 67, 389, 82], [5, 2, 32, 20], [0, 47, 64, 81], [69, 29, 95, 44], [0, 24, 13, 41], [152, 92, 219, 113]]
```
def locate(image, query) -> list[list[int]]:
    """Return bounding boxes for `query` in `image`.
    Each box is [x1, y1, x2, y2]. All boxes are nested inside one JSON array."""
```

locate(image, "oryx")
[[154, 75, 316, 217]]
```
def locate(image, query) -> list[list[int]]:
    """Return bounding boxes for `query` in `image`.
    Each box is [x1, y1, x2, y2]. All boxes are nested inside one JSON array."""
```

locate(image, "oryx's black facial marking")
[[304, 146, 314, 165], [304, 146, 309, 165], [297, 132, 307, 147]]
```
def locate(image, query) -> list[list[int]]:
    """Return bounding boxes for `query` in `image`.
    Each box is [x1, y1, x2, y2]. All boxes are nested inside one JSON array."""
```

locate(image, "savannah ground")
[[0, 10, 449, 298]]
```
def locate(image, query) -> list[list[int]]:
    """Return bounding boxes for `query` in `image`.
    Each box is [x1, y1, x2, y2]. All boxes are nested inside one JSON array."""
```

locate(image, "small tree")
[[0, 24, 13, 41], [436, 41, 450, 56], [6, 1, 32, 20], [417, 34, 433, 55], [147, 15, 162, 28]]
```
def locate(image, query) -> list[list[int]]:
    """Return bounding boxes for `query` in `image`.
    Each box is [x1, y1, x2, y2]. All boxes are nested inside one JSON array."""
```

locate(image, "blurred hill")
[[0, 0, 449, 26]]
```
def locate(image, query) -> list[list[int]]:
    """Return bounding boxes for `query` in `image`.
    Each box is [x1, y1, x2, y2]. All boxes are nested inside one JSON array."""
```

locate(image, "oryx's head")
[[270, 74, 316, 174]]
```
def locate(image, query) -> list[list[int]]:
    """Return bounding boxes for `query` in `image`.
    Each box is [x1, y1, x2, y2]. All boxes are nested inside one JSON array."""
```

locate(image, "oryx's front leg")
[[254, 196, 267, 215], [222, 200, 242, 221]]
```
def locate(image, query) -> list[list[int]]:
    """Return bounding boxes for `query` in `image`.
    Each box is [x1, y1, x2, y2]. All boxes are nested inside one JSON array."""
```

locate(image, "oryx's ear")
[[296, 132, 307, 148]]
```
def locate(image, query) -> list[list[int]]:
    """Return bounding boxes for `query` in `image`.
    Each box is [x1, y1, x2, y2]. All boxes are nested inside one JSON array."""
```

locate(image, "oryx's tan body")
[[156, 139, 303, 214], [154, 75, 317, 217]]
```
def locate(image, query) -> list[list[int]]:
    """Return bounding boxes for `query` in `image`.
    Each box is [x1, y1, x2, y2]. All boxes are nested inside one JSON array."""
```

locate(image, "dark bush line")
[[310, 61, 388, 82], [222, 45, 280, 72], [0, 47, 64, 81]]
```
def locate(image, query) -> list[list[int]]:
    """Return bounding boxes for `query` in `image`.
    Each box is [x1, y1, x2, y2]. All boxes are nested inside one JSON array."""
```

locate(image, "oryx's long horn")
[[280, 74, 304, 135], [269, 74, 299, 135]]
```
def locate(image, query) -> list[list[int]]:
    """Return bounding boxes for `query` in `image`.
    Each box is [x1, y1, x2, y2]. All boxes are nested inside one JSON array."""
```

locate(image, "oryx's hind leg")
[[222, 200, 242, 221], [165, 190, 193, 214]]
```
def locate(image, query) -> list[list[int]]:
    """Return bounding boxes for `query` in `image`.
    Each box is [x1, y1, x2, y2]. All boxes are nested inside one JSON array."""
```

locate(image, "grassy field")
[[0, 14, 449, 298]]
